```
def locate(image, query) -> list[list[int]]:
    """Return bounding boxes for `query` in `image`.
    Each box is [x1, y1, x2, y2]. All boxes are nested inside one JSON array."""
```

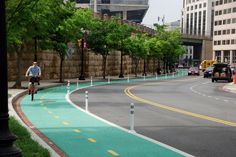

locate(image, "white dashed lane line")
[[190, 82, 232, 103]]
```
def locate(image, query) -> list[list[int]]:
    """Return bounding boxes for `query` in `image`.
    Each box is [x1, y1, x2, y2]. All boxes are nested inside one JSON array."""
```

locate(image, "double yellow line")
[[124, 83, 236, 127]]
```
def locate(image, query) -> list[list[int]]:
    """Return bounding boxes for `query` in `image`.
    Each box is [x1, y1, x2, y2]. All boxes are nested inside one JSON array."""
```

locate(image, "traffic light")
[[77, 39, 82, 48]]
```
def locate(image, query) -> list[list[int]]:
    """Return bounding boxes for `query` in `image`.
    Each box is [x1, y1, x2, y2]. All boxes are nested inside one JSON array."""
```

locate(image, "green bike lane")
[[20, 72, 193, 157]]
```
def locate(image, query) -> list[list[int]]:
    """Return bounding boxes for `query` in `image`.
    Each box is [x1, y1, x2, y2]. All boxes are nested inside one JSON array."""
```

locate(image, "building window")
[[233, 51, 236, 63], [228, 8, 232, 13], [219, 10, 222, 15], [232, 29, 236, 34], [218, 40, 221, 45], [187, 14, 189, 34], [215, 51, 221, 62], [222, 40, 226, 45], [218, 30, 221, 35], [198, 11, 201, 34], [233, 7, 236, 12], [223, 9, 227, 14], [227, 29, 230, 34], [231, 39, 235, 44], [214, 41, 217, 45], [226, 40, 230, 45], [195, 5, 197, 9], [214, 31, 217, 35], [190, 13, 193, 35], [194, 12, 197, 35], [223, 30, 226, 34], [203, 2, 206, 7], [199, 4, 202, 8], [227, 19, 231, 24], [223, 19, 226, 24], [202, 10, 206, 35], [224, 51, 230, 63], [232, 18, 236, 23]]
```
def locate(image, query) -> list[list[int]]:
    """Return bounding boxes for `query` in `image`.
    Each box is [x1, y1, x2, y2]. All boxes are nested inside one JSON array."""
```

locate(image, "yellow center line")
[[73, 129, 81, 133], [107, 150, 119, 156], [124, 84, 236, 127], [54, 115, 60, 119], [62, 121, 69, 126], [87, 138, 96, 143]]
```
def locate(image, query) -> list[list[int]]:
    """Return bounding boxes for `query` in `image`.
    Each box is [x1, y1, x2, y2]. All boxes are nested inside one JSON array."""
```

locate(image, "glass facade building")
[[76, 0, 149, 23]]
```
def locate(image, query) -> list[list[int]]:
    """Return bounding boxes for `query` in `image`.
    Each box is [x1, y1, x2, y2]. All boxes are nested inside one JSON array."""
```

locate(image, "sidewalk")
[[222, 82, 236, 94]]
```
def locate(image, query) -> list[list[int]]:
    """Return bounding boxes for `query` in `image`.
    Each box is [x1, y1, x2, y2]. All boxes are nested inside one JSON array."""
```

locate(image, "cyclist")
[[25, 62, 41, 94]]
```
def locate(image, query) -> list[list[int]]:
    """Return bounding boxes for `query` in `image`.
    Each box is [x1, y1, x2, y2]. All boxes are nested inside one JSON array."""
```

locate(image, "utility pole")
[[0, 0, 22, 156]]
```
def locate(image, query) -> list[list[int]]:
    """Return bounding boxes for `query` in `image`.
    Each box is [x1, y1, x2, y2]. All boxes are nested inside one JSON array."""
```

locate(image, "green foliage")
[[9, 117, 50, 157]]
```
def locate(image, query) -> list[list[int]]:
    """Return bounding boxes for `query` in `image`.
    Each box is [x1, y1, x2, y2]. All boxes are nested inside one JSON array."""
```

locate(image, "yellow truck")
[[199, 60, 217, 71]]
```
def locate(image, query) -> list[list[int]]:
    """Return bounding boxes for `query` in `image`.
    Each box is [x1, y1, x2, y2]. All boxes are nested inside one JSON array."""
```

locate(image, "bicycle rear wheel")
[[31, 92, 34, 101]]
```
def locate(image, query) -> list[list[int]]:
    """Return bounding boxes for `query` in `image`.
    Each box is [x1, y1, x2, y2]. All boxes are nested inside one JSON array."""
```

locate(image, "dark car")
[[212, 63, 232, 82], [203, 66, 214, 78], [188, 67, 200, 76], [230, 67, 236, 75]]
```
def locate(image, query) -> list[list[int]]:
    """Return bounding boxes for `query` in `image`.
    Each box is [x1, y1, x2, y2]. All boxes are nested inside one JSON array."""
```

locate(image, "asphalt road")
[[70, 76, 236, 157]]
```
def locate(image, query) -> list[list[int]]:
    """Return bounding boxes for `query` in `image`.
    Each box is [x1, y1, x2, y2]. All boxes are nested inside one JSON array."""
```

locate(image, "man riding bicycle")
[[25, 61, 41, 95]]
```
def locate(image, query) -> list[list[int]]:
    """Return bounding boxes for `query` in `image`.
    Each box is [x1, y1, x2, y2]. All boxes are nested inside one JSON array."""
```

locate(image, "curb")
[[9, 86, 63, 157]]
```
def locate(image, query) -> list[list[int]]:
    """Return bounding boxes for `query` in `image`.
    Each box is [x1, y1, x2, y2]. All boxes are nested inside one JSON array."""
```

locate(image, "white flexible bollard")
[[108, 75, 111, 84], [127, 74, 130, 83], [156, 73, 158, 80], [173, 72, 175, 78], [85, 91, 88, 112], [144, 75, 146, 81], [67, 80, 70, 93], [130, 103, 135, 133], [76, 78, 79, 89], [90, 76, 93, 86], [165, 73, 167, 79]]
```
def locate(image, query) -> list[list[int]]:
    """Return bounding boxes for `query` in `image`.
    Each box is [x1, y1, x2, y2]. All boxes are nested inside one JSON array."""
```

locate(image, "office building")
[[213, 0, 236, 65], [75, 0, 149, 23]]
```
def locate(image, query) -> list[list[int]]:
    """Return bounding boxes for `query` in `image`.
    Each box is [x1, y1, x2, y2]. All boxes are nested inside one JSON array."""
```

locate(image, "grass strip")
[[9, 117, 50, 157]]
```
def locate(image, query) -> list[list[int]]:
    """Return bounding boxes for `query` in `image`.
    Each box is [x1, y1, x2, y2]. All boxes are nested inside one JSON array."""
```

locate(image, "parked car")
[[188, 67, 200, 76], [203, 66, 214, 78], [212, 63, 232, 82], [230, 66, 236, 75]]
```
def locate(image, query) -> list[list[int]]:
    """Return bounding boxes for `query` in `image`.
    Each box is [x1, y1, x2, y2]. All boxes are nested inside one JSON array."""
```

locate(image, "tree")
[[7, 0, 44, 88], [87, 17, 117, 79], [107, 21, 134, 78]]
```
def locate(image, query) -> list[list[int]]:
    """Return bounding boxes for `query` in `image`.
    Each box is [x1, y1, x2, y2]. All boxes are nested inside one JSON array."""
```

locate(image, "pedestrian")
[[25, 62, 41, 94]]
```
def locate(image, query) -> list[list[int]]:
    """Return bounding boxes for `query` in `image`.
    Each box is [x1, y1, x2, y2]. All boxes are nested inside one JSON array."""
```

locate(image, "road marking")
[[54, 115, 59, 119], [87, 138, 96, 143], [125, 84, 236, 127], [73, 129, 81, 133], [224, 100, 229, 102], [62, 121, 69, 126], [107, 150, 119, 156]]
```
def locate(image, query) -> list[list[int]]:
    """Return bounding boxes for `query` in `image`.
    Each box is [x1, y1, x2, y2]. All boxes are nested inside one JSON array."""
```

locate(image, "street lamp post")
[[0, 1, 22, 156], [79, 28, 88, 80], [79, 37, 85, 80], [119, 51, 124, 78]]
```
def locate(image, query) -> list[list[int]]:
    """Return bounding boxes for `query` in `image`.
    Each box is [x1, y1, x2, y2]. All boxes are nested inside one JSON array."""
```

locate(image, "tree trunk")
[[152, 58, 156, 75], [12, 45, 22, 89], [59, 56, 64, 83], [102, 55, 107, 80], [134, 58, 140, 77]]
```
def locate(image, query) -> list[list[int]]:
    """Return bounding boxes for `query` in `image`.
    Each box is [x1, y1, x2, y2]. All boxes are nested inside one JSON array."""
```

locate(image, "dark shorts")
[[30, 77, 39, 85]]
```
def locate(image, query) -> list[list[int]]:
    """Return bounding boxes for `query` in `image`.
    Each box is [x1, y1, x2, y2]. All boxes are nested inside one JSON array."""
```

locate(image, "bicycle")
[[28, 76, 39, 101]]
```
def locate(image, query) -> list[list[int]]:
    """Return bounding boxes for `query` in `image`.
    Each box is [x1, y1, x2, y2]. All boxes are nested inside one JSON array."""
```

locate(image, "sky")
[[142, 0, 182, 27]]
